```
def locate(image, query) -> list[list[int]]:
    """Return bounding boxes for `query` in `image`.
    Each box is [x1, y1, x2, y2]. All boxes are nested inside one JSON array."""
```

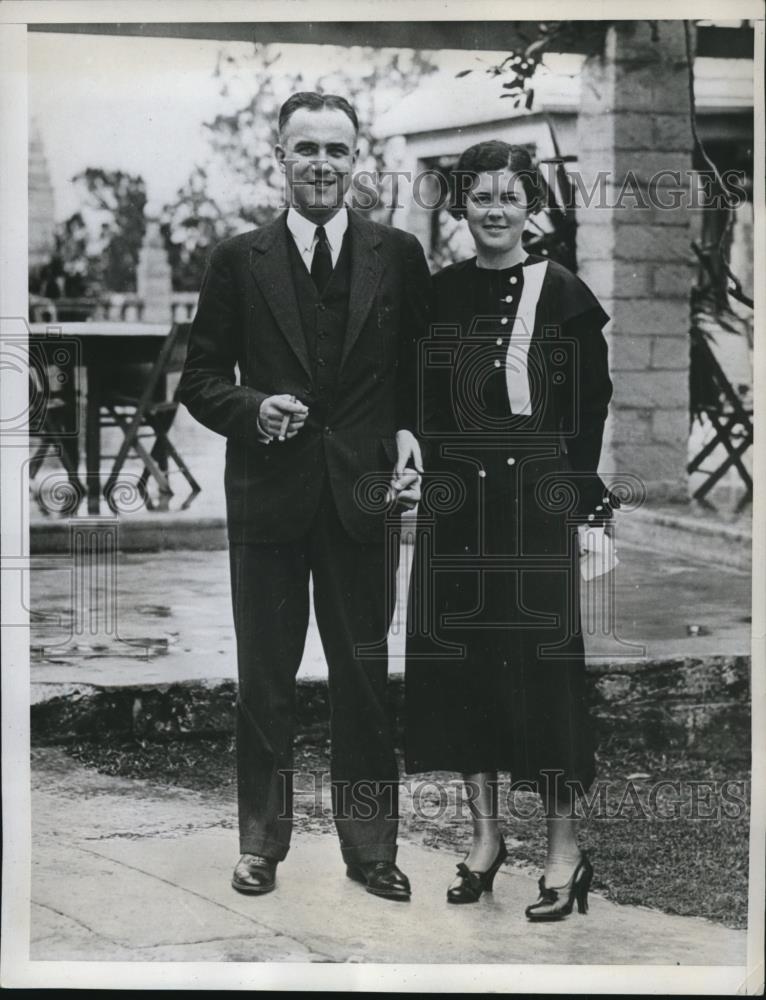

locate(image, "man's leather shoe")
[[231, 853, 277, 895], [346, 860, 411, 901]]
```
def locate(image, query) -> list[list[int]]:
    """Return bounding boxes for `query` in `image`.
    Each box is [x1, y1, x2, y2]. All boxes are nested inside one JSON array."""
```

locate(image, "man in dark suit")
[[178, 92, 430, 901]]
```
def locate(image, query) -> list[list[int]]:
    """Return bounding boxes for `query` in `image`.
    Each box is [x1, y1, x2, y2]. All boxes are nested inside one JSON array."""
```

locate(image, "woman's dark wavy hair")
[[449, 141, 543, 219]]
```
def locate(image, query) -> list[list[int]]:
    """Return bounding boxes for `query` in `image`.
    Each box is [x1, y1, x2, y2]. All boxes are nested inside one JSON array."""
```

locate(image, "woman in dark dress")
[[405, 141, 617, 919]]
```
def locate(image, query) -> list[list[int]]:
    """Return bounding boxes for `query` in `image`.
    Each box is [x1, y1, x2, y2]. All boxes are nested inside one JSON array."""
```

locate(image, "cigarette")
[[278, 396, 296, 441]]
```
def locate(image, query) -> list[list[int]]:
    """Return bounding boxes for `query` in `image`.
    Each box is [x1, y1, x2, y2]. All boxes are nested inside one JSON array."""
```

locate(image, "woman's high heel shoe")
[[447, 837, 508, 904], [524, 851, 593, 921]]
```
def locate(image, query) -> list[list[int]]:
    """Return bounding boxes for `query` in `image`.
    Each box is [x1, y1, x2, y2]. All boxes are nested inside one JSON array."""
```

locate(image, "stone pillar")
[[136, 218, 173, 322], [408, 157, 438, 258], [575, 21, 695, 503], [28, 118, 56, 270]]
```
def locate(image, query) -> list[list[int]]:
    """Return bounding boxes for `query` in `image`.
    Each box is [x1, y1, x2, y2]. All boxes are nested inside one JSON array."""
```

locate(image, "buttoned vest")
[[287, 231, 351, 422]]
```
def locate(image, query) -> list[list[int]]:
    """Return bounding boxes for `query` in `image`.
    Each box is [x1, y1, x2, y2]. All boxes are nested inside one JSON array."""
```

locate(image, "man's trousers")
[[228, 483, 400, 865]]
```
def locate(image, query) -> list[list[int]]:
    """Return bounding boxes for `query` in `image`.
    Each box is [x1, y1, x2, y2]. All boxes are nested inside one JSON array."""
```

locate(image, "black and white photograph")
[[1, 0, 764, 992]]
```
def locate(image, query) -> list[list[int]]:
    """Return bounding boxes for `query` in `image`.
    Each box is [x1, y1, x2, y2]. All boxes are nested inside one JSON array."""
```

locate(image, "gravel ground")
[[59, 733, 750, 929]]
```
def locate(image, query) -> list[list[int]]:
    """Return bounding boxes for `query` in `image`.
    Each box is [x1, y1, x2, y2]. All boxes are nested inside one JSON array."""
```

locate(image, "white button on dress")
[[504, 295, 513, 303], [501, 317, 509, 325], [506, 457, 516, 466], [496, 338, 503, 346], [478, 469, 487, 478], [509, 275, 518, 284]]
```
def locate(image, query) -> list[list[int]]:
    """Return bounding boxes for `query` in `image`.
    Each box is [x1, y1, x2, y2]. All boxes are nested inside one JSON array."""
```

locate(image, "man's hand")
[[258, 395, 309, 442], [388, 429, 423, 510]]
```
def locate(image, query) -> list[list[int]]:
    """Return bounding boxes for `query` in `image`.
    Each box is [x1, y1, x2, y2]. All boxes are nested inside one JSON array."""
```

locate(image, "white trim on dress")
[[505, 260, 548, 415]]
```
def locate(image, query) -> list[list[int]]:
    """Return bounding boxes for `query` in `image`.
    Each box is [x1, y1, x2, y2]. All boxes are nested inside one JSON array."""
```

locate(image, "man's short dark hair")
[[278, 92, 359, 136], [449, 140, 543, 219]]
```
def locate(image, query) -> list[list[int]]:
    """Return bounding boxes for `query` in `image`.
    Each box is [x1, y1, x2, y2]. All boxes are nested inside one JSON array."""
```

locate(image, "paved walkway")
[[31, 748, 747, 966], [29, 534, 750, 692]]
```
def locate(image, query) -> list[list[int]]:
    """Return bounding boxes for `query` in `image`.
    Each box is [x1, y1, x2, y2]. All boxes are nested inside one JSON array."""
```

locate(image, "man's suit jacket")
[[178, 208, 431, 544]]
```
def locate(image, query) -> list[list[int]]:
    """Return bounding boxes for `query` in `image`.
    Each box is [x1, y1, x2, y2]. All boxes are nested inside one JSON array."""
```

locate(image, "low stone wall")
[[585, 655, 750, 759], [31, 654, 751, 760]]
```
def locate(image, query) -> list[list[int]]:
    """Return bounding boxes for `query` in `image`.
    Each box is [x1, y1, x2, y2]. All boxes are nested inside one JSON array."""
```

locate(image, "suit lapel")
[[341, 209, 383, 371], [248, 213, 312, 378]]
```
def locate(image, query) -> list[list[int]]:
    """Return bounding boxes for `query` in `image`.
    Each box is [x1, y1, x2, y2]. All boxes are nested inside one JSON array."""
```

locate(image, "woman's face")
[[465, 169, 528, 256]]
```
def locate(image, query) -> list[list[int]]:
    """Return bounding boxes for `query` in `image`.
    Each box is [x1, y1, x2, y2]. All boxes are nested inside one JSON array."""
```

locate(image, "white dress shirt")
[[286, 205, 348, 271]]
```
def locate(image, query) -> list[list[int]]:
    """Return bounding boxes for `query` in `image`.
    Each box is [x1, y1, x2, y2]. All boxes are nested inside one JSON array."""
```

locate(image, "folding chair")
[[687, 326, 753, 510], [28, 341, 84, 514], [101, 322, 201, 513]]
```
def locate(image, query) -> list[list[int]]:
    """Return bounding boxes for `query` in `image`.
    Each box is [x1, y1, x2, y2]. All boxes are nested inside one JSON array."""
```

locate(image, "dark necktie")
[[310, 225, 333, 293]]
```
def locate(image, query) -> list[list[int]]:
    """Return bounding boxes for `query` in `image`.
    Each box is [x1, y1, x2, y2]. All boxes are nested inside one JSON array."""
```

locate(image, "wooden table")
[[30, 322, 172, 514]]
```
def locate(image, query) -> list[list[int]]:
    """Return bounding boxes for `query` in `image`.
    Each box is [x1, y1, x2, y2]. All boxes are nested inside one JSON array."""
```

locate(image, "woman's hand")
[[394, 429, 423, 477], [389, 430, 424, 510]]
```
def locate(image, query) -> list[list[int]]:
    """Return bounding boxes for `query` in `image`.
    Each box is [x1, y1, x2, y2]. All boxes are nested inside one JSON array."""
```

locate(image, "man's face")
[[275, 107, 359, 223]]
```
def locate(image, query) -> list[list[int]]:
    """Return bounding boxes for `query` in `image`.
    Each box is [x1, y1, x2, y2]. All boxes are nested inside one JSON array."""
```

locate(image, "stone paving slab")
[[29, 537, 751, 692], [29, 749, 747, 967]]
